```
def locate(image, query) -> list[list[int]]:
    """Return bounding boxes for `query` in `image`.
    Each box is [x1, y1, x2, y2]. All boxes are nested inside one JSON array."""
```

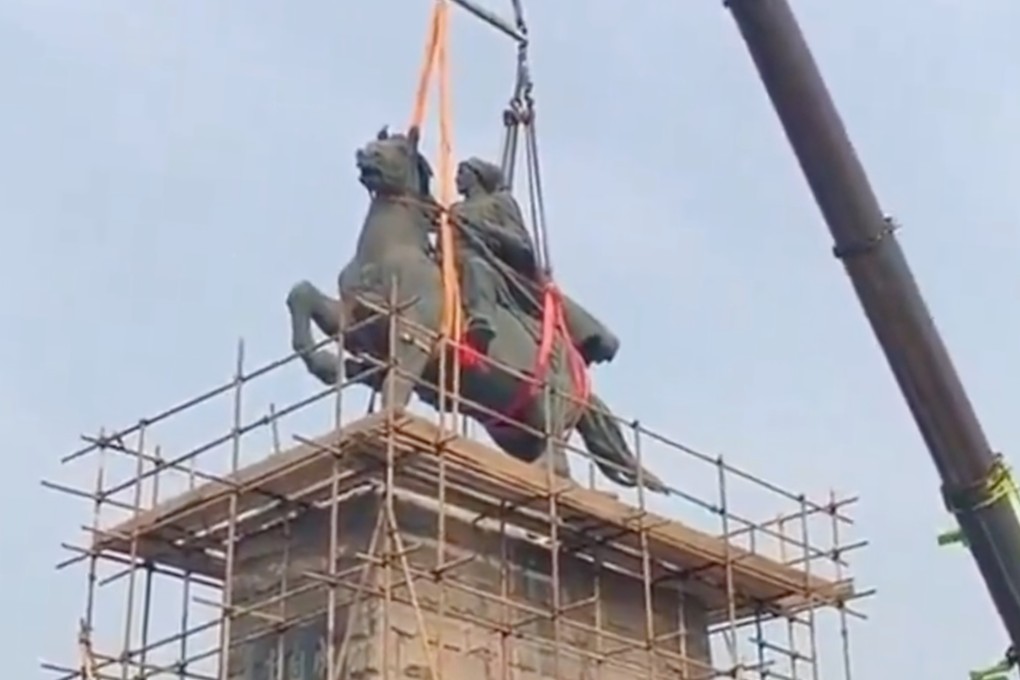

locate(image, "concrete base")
[[229, 491, 713, 680]]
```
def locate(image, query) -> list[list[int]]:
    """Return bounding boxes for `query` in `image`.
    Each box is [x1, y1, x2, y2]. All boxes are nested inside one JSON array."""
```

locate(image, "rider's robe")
[[449, 190, 619, 365]]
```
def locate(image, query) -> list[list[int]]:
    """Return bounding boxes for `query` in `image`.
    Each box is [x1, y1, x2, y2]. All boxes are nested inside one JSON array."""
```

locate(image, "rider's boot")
[[461, 257, 498, 355], [465, 315, 496, 355]]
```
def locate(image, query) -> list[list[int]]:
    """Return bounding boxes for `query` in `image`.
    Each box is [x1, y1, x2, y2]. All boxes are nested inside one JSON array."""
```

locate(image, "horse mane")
[[415, 153, 434, 197]]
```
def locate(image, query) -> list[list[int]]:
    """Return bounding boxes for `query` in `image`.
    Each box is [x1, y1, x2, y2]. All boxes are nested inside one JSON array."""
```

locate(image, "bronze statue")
[[449, 157, 619, 365], [452, 157, 538, 278], [285, 127, 664, 493], [445, 159, 509, 354]]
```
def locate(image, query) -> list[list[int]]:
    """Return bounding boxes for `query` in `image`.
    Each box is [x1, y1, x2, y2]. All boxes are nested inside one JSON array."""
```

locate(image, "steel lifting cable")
[[496, 1, 589, 406], [498, 2, 528, 211], [498, 6, 528, 192], [410, 0, 588, 404]]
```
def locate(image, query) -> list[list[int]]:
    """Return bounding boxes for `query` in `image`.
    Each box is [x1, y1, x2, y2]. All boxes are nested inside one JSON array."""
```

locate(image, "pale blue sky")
[[2, 1, 1018, 678]]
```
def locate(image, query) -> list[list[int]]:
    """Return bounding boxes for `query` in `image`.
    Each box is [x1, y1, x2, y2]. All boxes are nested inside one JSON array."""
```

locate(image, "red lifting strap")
[[463, 280, 590, 426]]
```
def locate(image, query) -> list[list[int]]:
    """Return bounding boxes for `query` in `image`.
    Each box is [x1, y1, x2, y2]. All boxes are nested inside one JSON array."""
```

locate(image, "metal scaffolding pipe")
[[723, 0, 1020, 650]]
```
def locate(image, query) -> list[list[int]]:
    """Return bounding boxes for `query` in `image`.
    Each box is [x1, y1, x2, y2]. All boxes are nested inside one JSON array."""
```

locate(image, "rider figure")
[[449, 157, 540, 354]]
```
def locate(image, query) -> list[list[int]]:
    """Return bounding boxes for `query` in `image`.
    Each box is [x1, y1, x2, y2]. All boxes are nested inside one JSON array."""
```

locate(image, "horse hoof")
[[465, 323, 495, 355]]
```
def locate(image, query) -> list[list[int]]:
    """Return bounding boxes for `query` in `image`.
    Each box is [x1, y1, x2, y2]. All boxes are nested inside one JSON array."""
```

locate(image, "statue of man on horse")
[[285, 126, 664, 493], [449, 156, 620, 366]]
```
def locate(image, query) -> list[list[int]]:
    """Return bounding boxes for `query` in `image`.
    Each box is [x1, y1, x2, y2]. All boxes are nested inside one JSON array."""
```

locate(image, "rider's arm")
[[475, 220, 539, 278]]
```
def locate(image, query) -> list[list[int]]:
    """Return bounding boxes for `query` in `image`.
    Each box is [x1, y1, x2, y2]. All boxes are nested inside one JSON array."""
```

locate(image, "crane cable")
[[497, 4, 590, 410], [498, 3, 551, 273], [409, 0, 462, 343]]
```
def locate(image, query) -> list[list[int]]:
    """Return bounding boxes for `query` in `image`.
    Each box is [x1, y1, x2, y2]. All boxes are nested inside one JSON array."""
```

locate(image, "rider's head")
[[457, 157, 506, 197]]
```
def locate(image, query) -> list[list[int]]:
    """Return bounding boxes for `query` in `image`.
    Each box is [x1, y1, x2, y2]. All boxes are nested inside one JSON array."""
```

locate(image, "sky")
[[1, 0, 1018, 678]]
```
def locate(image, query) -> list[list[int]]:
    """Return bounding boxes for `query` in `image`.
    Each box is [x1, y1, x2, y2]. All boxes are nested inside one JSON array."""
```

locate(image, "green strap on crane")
[[939, 454, 1020, 546], [969, 654, 1017, 680], [939, 455, 1020, 678]]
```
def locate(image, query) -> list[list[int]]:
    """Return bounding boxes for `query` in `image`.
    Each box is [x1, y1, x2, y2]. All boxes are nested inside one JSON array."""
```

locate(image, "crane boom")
[[723, 0, 1020, 651]]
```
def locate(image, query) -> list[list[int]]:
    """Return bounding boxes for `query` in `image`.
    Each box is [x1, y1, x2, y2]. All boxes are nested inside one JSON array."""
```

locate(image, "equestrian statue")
[[286, 126, 665, 493]]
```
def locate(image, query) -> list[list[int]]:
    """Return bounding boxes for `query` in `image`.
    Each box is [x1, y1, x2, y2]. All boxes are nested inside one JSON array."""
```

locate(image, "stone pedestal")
[[95, 414, 851, 680], [230, 491, 713, 680]]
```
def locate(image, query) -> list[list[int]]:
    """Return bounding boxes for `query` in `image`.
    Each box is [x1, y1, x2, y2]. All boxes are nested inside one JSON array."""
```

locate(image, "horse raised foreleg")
[[286, 280, 360, 386], [575, 392, 668, 494]]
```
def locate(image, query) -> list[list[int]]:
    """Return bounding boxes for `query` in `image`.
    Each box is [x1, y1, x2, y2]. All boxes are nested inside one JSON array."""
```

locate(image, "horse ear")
[[406, 125, 421, 148], [376, 125, 389, 140]]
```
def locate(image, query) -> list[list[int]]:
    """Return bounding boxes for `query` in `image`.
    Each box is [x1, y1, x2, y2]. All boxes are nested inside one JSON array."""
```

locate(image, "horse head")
[[356, 125, 434, 197]]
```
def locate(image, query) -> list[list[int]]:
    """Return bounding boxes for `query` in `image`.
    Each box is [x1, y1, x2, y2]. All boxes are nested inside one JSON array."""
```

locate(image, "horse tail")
[[575, 392, 669, 494]]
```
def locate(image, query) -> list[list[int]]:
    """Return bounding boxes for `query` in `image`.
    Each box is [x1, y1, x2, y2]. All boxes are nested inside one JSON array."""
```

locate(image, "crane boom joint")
[[831, 215, 900, 261], [966, 646, 1017, 680], [942, 453, 1017, 517]]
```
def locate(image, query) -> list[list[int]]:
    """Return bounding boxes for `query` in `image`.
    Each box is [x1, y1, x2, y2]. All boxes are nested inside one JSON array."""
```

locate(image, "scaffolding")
[[42, 298, 869, 680]]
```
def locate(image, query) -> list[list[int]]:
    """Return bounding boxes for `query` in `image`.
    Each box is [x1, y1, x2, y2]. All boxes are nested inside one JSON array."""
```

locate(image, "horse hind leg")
[[575, 392, 667, 494], [379, 341, 431, 414], [538, 400, 574, 481], [486, 419, 572, 480], [536, 441, 572, 480]]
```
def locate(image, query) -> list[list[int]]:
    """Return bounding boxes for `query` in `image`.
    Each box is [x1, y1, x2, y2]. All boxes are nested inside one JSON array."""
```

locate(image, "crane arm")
[[722, 0, 1020, 659]]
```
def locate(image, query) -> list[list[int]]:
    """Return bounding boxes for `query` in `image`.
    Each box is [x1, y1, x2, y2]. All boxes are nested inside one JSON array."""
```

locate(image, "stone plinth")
[[230, 491, 712, 680], [93, 412, 854, 680]]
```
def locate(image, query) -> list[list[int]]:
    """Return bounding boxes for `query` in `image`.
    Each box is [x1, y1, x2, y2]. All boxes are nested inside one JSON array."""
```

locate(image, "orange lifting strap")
[[409, 0, 461, 342], [407, 0, 590, 409]]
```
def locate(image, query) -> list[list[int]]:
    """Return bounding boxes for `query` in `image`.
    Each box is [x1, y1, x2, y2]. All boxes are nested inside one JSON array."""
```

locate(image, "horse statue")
[[286, 126, 666, 493]]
